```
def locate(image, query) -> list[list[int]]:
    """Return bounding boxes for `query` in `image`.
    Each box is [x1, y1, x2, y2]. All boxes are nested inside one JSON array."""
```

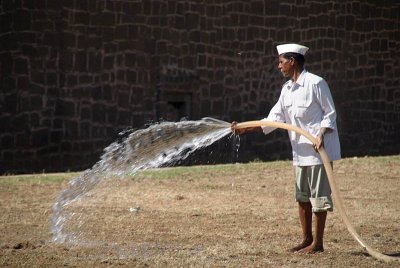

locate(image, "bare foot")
[[297, 243, 324, 254], [288, 239, 313, 252]]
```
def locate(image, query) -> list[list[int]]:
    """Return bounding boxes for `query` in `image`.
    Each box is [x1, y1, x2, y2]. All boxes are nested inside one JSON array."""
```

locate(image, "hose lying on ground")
[[236, 120, 400, 263]]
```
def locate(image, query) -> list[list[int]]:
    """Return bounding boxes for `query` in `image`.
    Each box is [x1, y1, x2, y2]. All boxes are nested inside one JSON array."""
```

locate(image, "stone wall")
[[1, 0, 399, 174]]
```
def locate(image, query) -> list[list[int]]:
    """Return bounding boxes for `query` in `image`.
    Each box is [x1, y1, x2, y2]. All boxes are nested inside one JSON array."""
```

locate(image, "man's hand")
[[313, 127, 332, 151], [313, 132, 324, 151], [231, 121, 246, 135]]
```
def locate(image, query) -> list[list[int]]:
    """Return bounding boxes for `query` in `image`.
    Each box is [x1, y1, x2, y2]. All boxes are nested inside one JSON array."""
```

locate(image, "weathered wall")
[[1, 0, 399, 174]]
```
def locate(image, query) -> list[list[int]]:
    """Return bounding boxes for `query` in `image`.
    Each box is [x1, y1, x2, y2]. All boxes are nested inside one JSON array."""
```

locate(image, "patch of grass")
[[0, 172, 79, 185]]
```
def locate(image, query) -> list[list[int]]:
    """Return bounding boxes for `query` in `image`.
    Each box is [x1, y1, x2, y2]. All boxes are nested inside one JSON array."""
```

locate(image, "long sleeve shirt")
[[261, 70, 341, 166]]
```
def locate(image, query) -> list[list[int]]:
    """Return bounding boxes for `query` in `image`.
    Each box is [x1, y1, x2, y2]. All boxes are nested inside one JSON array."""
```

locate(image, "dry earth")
[[1, 156, 399, 267]]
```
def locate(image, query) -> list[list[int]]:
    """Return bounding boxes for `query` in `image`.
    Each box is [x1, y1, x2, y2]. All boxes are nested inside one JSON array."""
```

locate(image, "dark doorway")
[[162, 92, 192, 121]]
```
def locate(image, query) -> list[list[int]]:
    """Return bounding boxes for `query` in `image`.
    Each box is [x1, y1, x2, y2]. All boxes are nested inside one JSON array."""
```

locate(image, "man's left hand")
[[313, 133, 324, 151]]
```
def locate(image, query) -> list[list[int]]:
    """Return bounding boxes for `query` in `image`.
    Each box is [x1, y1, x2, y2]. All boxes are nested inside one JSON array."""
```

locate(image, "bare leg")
[[298, 211, 327, 254], [289, 202, 313, 252]]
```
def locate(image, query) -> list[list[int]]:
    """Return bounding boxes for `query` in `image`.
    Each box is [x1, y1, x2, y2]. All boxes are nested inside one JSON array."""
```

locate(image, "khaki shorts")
[[295, 164, 333, 212]]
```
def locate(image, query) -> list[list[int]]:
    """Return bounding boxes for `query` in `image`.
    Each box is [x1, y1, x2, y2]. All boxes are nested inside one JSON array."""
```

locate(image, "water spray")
[[51, 118, 232, 244], [236, 120, 400, 263]]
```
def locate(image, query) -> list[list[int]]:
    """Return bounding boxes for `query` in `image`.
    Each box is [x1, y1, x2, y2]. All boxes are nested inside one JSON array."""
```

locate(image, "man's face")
[[278, 55, 294, 78]]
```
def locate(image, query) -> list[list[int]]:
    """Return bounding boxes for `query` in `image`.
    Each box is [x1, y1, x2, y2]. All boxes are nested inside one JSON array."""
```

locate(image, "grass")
[[0, 172, 79, 184]]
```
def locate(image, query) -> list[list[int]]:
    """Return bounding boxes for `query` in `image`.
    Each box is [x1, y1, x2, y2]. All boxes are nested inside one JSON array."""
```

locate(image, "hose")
[[236, 120, 400, 263]]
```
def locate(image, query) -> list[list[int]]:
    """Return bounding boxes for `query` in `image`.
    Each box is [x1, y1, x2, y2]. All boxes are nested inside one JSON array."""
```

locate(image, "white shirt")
[[261, 70, 341, 166]]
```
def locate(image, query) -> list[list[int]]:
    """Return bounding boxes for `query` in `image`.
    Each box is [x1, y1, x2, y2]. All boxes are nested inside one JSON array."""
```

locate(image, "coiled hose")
[[236, 120, 399, 263]]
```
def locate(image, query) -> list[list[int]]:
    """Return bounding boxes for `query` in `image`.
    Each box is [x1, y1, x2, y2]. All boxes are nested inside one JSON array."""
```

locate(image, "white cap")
[[276, 43, 309, 56]]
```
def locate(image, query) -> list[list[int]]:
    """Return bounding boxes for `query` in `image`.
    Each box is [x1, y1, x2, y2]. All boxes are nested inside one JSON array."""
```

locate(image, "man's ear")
[[289, 57, 295, 65]]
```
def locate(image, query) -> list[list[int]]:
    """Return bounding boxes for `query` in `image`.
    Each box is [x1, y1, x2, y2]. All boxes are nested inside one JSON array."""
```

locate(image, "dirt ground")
[[1, 155, 399, 267]]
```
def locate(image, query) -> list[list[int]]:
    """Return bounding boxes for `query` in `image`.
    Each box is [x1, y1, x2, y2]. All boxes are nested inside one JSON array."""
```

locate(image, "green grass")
[[0, 172, 80, 185]]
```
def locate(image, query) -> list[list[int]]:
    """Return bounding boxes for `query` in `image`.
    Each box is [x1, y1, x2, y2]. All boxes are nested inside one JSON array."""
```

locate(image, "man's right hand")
[[231, 121, 246, 135]]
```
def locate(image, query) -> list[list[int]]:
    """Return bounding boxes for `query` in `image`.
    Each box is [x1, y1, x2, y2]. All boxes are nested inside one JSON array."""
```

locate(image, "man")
[[231, 43, 341, 254]]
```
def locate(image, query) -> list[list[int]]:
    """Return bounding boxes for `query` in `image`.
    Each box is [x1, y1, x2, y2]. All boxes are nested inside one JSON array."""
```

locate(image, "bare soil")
[[1, 156, 399, 267]]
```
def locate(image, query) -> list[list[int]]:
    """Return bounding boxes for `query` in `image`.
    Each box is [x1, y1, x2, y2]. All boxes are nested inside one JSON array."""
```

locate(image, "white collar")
[[294, 69, 307, 87]]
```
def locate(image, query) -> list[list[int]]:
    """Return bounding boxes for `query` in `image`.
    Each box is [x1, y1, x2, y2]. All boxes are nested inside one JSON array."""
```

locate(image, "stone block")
[[16, 132, 30, 148], [55, 99, 75, 117], [80, 141, 94, 152], [127, 70, 137, 83], [185, 12, 199, 29], [375, 61, 384, 76], [167, 1, 177, 14], [130, 113, 143, 127], [1, 135, 15, 149], [75, 51, 87, 72], [61, 141, 72, 151], [74, 11, 90, 25], [65, 120, 78, 138], [30, 95, 43, 110], [31, 128, 49, 147], [0, 113, 11, 132], [88, 52, 102, 72], [212, 100, 224, 114], [107, 105, 117, 123], [50, 130, 63, 143], [91, 126, 105, 138], [102, 85, 113, 100], [173, 15, 185, 30], [19, 95, 30, 110], [0, 13, 13, 33], [66, 74, 78, 87], [53, 118, 63, 129], [103, 55, 114, 70], [189, 30, 200, 43], [13, 9, 31, 31], [59, 51, 73, 71], [101, 27, 115, 42], [251, 1, 264, 15], [79, 74, 93, 84], [118, 91, 130, 108], [4, 93, 18, 114], [92, 103, 106, 123], [79, 121, 91, 138], [196, 54, 205, 67], [46, 72, 58, 86], [43, 31, 59, 47], [0, 32, 17, 51], [115, 69, 124, 81], [80, 105, 91, 120], [125, 52, 137, 67], [91, 12, 115, 26], [85, 36, 103, 49], [77, 35, 88, 48], [30, 112, 40, 127], [115, 25, 128, 39], [156, 40, 167, 54], [90, 86, 102, 100], [15, 76, 29, 92], [144, 38, 156, 54], [210, 83, 223, 97], [117, 110, 131, 125]]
